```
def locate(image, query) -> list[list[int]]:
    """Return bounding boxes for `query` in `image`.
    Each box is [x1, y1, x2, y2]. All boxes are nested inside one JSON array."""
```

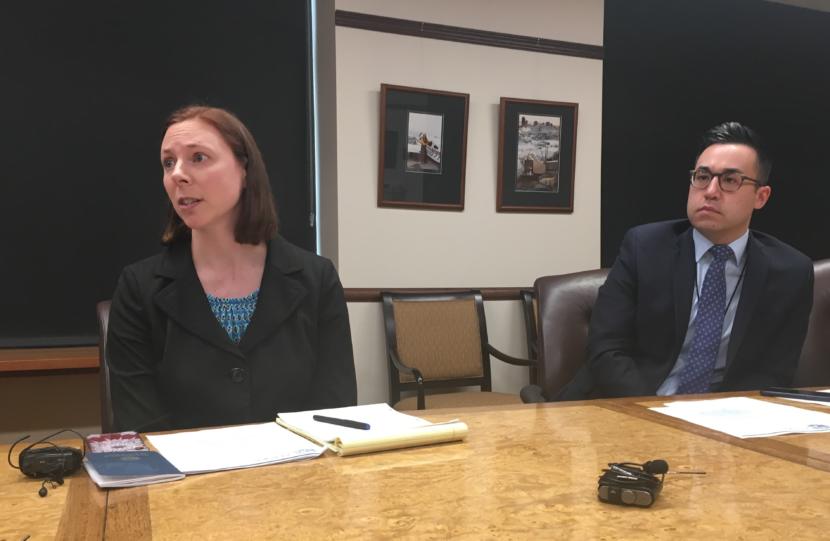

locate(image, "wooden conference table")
[[3, 392, 830, 540]]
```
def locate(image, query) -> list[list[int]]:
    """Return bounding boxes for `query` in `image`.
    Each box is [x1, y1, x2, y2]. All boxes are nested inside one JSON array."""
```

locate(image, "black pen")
[[312, 415, 371, 430], [761, 387, 830, 403]]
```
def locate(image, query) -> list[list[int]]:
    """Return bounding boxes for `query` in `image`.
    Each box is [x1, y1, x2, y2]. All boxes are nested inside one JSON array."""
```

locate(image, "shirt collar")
[[692, 228, 749, 266]]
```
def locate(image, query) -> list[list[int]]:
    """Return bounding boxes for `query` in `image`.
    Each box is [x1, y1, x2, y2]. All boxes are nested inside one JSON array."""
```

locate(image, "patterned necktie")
[[676, 244, 734, 394]]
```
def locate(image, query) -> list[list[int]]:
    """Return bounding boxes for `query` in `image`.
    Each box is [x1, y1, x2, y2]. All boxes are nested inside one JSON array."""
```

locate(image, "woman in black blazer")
[[107, 106, 356, 432]]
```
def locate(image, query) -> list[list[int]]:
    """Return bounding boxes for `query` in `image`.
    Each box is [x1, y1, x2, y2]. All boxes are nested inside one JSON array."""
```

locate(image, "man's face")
[[686, 143, 771, 244]]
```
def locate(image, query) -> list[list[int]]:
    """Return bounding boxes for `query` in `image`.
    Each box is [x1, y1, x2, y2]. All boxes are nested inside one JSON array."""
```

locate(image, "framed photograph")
[[497, 98, 578, 213], [378, 84, 469, 210]]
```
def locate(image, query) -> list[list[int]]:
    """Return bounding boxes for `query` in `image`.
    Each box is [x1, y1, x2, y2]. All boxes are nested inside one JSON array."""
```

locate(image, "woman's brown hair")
[[160, 106, 278, 245]]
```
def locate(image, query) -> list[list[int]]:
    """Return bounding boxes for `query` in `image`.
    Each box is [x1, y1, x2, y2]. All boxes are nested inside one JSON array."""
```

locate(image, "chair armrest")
[[486, 343, 537, 367], [520, 384, 546, 403], [390, 350, 426, 409]]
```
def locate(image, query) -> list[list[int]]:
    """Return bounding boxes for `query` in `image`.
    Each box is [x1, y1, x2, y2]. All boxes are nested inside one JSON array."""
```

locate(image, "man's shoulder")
[[624, 219, 691, 247], [749, 230, 813, 273]]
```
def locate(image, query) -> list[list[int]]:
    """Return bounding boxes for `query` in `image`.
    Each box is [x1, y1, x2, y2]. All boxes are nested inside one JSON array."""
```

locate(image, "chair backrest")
[[381, 291, 492, 405], [794, 259, 830, 387], [520, 289, 538, 384], [534, 260, 830, 395], [534, 269, 609, 399], [96, 300, 114, 433]]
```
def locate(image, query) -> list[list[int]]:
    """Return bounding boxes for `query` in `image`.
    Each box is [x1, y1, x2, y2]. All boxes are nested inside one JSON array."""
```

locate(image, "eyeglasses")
[[689, 169, 760, 192]]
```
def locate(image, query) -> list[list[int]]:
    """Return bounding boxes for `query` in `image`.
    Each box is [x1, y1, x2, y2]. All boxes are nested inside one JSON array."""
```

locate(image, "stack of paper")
[[650, 397, 830, 438], [277, 403, 469, 456], [146, 422, 325, 474]]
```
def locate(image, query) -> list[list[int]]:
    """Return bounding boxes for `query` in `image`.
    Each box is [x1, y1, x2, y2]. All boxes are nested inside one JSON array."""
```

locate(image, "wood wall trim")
[[335, 10, 604, 60], [344, 287, 528, 302], [0, 289, 527, 373], [0, 346, 99, 373]]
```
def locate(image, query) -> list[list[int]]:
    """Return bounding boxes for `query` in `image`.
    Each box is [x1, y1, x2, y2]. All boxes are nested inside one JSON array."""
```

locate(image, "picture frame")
[[497, 97, 579, 213], [378, 84, 469, 210]]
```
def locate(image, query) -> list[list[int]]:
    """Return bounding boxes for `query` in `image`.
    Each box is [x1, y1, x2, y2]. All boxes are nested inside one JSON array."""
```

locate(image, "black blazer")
[[560, 220, 814, 400], [107, 236, 357, 432]]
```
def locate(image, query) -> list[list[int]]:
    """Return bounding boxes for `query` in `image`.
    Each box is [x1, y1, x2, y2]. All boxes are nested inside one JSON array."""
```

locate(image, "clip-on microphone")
[[597, 459, 668, 507], [7, 429, 86, 497]]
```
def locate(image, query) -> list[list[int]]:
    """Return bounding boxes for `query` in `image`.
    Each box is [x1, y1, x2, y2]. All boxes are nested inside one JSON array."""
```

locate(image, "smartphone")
[[760, 387, 830, 402]]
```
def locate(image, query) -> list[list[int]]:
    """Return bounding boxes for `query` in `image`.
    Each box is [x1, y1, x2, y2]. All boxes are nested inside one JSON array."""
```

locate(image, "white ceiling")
[[764, 0, 830, 13]]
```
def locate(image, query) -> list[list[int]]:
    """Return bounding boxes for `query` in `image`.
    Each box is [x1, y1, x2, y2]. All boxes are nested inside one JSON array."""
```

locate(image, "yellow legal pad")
[[276, 403, 468, 456]]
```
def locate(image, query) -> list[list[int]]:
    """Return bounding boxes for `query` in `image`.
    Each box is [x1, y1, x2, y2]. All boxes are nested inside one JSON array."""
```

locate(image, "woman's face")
[[161, 118, 246, 236]]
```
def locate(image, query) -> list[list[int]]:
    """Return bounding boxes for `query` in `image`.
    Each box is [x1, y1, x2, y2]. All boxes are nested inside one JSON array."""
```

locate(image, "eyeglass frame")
[[688, 168, 762, 192]]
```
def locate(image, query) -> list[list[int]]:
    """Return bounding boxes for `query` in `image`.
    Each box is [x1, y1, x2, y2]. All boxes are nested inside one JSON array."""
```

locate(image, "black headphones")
[[610, 460, 668, 480], [7, 429, 86, 497], [598, 459, 668, 507]]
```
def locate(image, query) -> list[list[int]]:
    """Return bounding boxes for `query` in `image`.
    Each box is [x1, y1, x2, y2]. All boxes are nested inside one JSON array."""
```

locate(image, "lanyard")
[[694, 255, 748, 317]]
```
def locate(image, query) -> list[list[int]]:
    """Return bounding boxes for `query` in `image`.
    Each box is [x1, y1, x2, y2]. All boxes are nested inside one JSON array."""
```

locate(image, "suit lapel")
[[726, 232, 767, 365], [238, 237, 307, 353], [152, 242, 243, 358], [672, 228, 696, 351]]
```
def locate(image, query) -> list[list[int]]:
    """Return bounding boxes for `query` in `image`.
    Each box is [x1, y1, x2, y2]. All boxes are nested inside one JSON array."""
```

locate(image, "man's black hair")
[[698, 121, 771, 184]]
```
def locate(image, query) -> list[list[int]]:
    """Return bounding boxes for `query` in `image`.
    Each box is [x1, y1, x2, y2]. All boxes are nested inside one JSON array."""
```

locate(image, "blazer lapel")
[[152, 242, 244, 359], [726, 232, 767, 366], [239, 237, 307, 353], [672, 228, 696, 352]]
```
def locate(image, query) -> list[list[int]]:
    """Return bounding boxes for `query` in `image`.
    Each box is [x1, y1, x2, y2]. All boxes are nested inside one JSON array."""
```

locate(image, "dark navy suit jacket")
[[559, 220, 813, 400], [108, 236, 356, 432]]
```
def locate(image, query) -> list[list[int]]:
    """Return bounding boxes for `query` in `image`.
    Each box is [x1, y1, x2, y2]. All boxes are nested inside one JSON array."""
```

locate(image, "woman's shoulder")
[[268, 235, 334, 272], [118, 243, 183, 283]]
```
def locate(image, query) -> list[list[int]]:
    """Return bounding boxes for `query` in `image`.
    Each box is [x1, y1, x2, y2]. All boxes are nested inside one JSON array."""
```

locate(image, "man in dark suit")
[[560, 122, 814, 400]]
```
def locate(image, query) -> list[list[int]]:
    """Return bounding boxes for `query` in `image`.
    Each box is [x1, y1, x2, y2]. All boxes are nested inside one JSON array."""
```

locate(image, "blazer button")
[[230, 367, 247, 383]]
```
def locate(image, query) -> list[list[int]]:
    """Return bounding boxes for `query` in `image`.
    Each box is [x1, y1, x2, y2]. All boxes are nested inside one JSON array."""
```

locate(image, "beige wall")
[[337, 0, 604, 44], [334, 1, 604, 401], [333, 33, 603, 286]]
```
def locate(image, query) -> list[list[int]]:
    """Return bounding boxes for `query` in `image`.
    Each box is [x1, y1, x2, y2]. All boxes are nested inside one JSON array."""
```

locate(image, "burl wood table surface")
[[3, 394, 830, 540]]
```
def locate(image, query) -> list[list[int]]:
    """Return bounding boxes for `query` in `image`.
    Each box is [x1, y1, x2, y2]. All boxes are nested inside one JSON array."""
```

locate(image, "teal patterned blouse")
[[206, 289, 260, 344]]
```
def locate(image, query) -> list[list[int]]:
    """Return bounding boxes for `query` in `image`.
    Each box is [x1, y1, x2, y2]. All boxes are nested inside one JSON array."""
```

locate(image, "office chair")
[[520, 269, 609, 403], [382, 291, 535, 410], [794, 259, 830, 387], [520, 289, 538, 385], [96, 300, 114, 432]]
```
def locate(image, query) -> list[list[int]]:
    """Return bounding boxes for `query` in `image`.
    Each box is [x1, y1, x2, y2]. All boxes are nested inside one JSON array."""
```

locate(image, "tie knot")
[[710, 245, 733, 263]]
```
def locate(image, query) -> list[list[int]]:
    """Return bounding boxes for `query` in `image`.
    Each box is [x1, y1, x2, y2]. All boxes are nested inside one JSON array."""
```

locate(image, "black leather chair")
[[520, 269, 608, 403], [522, 259, 830, 403], [520, 289, 538, 385], [794, 259, 830, 387], [96, 300, 114, 432]]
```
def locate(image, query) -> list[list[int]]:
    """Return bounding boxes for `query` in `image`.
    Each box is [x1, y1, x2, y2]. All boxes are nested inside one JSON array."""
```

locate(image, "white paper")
[[146, 422, 325, 474], [277, 403, 432, 444], [651, 397, 830, 438]]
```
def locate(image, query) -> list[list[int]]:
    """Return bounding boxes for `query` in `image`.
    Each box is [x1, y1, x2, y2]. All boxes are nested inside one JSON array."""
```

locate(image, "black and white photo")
[[378, 84, 469, 210], [406, 112, 443, 174]]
